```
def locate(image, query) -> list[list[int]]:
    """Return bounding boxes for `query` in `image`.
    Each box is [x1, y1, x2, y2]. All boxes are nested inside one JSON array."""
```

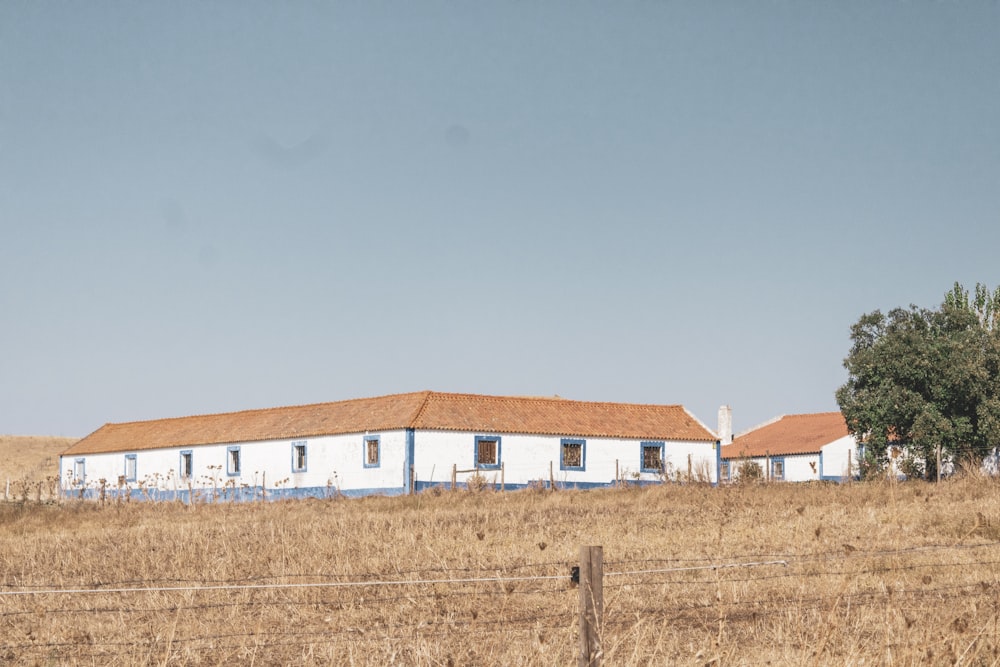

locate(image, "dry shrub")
[[737, 460, 763, 483], [465, 473, 490, 493], [1, 478, 1000, 664]]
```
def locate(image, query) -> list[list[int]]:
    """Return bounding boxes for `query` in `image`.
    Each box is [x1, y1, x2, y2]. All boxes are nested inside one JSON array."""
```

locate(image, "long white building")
[[59, 391, 720, 500]]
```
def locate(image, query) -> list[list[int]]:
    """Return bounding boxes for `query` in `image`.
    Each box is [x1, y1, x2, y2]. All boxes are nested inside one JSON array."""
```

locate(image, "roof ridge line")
[[407, 390, 435, 427], [734, 414, 786, 438], [428, 392, 685, 409], [98, 391, 433, 428], [785, 411, 844, 418], [682, 406, 716, 439]]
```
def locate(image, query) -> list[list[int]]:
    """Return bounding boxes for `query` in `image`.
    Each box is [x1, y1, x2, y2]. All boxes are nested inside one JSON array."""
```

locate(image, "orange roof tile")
[[63, 391, 716, 456], [721, 412, 849, 459]]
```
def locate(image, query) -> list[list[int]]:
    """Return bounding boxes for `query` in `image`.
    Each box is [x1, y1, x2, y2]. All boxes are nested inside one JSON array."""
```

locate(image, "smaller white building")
[[719, 412, 858, 483]]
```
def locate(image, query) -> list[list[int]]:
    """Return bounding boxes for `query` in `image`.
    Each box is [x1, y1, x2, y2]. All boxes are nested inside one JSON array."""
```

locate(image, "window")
[[227, 446, 241, 476], [771, 458, 785, 481], [73, 458, 85, 484], [720, 460, 731, 483], [475, 435, 501, 470], [180, 451, 193, 480], [560, 438, 585, 471], [292, 441, 307, 473], [124, 454, 137, 483], [641, 442, 664, 473], [364, 435, 380, 468]]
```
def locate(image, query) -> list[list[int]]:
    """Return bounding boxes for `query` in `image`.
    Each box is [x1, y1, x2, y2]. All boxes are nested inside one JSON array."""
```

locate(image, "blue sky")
[[2, 2, 998, 438]]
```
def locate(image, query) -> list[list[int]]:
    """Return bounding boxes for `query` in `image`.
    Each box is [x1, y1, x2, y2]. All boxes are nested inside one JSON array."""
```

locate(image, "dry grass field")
[[0, 435, 74, 502], [1, 471, 1000, 665]]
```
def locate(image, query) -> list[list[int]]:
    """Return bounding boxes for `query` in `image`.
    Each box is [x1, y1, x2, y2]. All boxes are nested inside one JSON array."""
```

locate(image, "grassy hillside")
[[0, 434, 76, 479], [0, 435, 76, 497], [1, 476, 999, 664]]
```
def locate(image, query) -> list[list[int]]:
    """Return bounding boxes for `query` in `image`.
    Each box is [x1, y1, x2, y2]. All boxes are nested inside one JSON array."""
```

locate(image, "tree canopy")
[[836, 283, 1000, 478]]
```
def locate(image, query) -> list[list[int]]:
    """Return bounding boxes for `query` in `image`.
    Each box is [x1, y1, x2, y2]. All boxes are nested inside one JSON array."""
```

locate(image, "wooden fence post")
[[451, 464, 457, 491], [578, 545, 604, 667]]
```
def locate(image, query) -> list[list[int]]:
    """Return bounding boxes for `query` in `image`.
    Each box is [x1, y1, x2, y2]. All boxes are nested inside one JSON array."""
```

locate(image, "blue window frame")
[[124, 454, 137, 483], [364, 435, 380, 468], [771, 457, 785, 481], [640, 441, 665, 473], [73, 458, 86, 484], [226, 446, 241, 477], [475, 435, 501, 470], [560, 438, 586, 471], [720, 460, 731, 483], [180, 450, 193, 480], [292, 441, 308, 473]]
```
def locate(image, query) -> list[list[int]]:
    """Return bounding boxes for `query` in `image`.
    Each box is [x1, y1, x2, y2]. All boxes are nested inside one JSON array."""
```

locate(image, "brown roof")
[[62, 391, 716, 456], [721, 412, 849, 459]]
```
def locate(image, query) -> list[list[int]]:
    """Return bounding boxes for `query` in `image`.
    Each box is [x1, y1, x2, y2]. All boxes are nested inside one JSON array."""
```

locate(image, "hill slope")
[[0, 435, 77, 483]]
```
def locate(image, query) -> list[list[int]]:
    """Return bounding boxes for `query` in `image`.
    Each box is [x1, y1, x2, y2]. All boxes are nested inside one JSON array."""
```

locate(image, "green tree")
[[836, 283, 1000, 478]]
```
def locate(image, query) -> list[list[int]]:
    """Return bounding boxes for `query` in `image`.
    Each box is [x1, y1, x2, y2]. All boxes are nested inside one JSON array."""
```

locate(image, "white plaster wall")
[[62, 429, 719, 497], [411, 430, 717, 487], [60, 429, 411, 496], [781, 454, 821, 482], [723, 454, 818, 482], [982, 449, 1000, 475], [60, 451, 125, 491], [723, 442, 859, 484], [658, 440, 718, 483], [409, 430, 551, 487], [820, 435, 857, 480], [296, 430, 408, 493]]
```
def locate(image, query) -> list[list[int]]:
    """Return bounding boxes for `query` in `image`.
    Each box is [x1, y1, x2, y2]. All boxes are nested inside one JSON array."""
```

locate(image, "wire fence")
[[2, 541, 1000, 663]]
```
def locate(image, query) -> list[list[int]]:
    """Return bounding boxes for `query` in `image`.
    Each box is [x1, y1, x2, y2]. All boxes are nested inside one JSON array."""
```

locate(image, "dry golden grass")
[[0, 435, 74, 502], [1, 476, 1000, 665]]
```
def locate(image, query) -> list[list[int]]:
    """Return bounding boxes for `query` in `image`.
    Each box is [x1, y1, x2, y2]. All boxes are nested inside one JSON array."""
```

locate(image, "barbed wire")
[[607, 559, 788, 577], [4, 550, 1000, 660], [0, 572, 574, 598], [5, 580, 1000, 658], [0, 582, 572, 619], [5, 540, 996, 593], [0, 556, 801, 598], [3, 579, 992, 653], [0, 559, 574, 590], [5, 552, 998, 602], [0, 610, 572, 655], [602, 556, 1000, 590], [604, 539, 1000, 567], [7, 578, 1000, 660]]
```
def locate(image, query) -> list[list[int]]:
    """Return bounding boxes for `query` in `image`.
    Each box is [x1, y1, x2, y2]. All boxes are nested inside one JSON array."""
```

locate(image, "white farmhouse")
[[59, 391, 720, 500], [719, 411, 858, 483]]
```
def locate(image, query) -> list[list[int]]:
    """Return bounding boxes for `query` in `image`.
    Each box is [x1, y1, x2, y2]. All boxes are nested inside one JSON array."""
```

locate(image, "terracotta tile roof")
[[62, 391, 716, 456], [62, 392, 432, 457], [411, 392, 714, 441], [721, 412, 849, 459]]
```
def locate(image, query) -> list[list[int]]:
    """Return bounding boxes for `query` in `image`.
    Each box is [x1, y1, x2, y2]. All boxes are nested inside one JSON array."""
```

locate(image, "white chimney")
[[717, 405, 733, 444]]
